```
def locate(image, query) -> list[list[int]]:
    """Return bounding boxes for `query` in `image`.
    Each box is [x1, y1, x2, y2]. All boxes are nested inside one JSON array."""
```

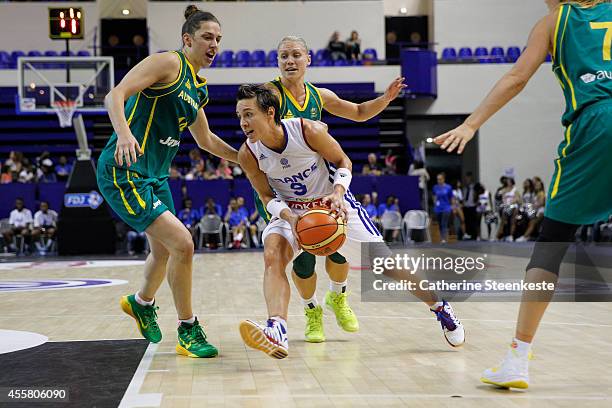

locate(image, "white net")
[[52, 100, 78, 128]]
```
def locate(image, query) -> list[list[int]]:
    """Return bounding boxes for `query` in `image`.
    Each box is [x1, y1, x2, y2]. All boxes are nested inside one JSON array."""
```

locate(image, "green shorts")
[[96, 163, 175, 233], [546, 100, 612, 225]]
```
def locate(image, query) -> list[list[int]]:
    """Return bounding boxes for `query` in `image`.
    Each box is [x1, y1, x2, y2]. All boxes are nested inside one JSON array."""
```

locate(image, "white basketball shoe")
[[430, 300, 465, 347], [239, 318, 288, 359], [481, 340, 530, 389]]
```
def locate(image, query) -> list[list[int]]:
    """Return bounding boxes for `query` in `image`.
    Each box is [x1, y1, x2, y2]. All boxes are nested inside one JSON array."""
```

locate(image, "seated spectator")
[[408, 160, 430, 210], [248, 208, 262, 247], [215, 159, 233, 180], [201, 197, 222, 217], [432, 173, 453, 244], [127, 229, 149, 256], [178, 198, 200, 244], [475, 182, 495, 241], [346, 30, 362, 61], [516, 177, 546, 242], [18, 161, 35, 183], [32, 201, 58, 256], [3, 198, 33, 254], [55, 156, 72, 182], [230, 161, 243, 178], [378, 195, 399, 216], [1, 164, 12, 184], [38, 158, 57, 183], [5, 150, 23, 173], [362, 153, 382, 176], [383, 149, 398, 175], [452, 180, 469, 239], [225, 198, 248, 249], [169, 165, 183, 180], [361, 193, 378, 220], [327, 31, 347, 61], [496, 177, 520, 242]]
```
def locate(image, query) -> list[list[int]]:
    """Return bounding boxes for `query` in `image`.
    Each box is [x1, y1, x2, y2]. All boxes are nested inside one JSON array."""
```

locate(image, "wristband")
[[333, 168, 352, 192], [266, 198, 290, 218]]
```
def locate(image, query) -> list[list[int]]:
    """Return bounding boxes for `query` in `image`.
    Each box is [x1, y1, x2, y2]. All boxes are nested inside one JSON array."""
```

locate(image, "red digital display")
[[49, 7, 84, 40]]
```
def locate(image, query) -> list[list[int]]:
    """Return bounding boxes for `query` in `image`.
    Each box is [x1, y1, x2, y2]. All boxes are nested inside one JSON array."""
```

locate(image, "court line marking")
[[163, 393, 611, 401], [118, 342, 162, 408]]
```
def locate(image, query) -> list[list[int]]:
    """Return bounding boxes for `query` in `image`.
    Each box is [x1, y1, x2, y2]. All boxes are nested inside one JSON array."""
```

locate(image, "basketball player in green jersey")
[[96, 5, 238, 358], [435, 0, 612, 389], [253, 36, 406, 343]]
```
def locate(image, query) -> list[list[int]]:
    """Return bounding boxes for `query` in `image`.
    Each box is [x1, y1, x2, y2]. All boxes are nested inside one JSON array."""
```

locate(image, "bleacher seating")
[[506, 46, 521, 62], [490, 46, 505, 63], [458, 47, 473, 61], [441, 47, 457, 61]]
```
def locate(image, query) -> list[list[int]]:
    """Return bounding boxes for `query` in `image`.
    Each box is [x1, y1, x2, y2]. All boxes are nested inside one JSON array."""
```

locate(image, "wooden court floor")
[[1, 250, 611, 407]]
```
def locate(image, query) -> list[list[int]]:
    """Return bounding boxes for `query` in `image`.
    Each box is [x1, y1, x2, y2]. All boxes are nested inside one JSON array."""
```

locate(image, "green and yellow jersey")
[[98, 50, 209, 178], [552, 2, 612, 126]]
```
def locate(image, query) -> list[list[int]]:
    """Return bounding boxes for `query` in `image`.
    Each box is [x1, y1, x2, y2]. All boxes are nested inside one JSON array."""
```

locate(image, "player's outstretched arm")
[[319, 76, 406, 122], [302, 119, 352, 218], [434, 13, 555, 154], [189, 109, 238, 163], [105, 52, 180, 166]]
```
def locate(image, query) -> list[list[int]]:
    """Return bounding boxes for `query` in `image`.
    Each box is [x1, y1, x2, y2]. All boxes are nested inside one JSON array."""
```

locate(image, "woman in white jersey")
[[234, 84, 464, 359]]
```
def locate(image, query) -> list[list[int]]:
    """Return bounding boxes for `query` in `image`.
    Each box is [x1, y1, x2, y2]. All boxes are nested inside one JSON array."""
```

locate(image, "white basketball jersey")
[[246, 118, 334, 208]]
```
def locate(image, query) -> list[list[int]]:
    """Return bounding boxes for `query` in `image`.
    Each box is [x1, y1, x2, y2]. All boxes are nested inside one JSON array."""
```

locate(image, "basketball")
[[296, 208, 346, 256]]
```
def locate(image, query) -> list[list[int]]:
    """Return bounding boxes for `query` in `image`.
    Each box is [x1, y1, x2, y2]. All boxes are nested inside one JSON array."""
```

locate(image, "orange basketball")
[[296, 208, 346, 256]]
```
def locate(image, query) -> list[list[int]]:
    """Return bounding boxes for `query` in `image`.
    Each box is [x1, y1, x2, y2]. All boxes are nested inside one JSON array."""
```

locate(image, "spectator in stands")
[[127, 229, 149, 256], [178, 198, 200, 245], [55, 156, 72, 182], [346, 30, 362, 61], [361, 193, 378, 219], [385, 31, 400, 63], [475, 182, 495, 241], [378, 195, 399, 216], [327, 31, 347, 61], [31, 201, 58, 256], [5, 151, 23, 173], [452, 180, 469, 240], [18, 161, 35, 183], [516, 177, 546, 242], [496, 177, 520, 242], [247, 208, 262, 248], [37, 159, 57, 183], [362, 152, 383, 176], [203, 197, 222, 217], [169, 165, 183, 180], [236, 196, 257, 247], [229, 162, 243, 178], [432, 172, 453, 243], [36, 151, 52, 169], [462, 172, 478, 239], [224, 198, 248, 249], [383, 149, 398, 175], [3, 198, 33, 254], [0, 164, 11, 184], [215, 158, 233, 180], [408, 160, 430, 210]]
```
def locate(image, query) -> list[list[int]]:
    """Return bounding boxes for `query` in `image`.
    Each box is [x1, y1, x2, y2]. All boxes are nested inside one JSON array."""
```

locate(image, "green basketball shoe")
[[325, 291, 359, 332], [176, 318, 218, 358], [304, 305, 325, 343], [120, 294, 162, 343]]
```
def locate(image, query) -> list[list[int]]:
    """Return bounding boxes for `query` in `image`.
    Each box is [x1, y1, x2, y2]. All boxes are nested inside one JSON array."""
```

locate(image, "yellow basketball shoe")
[[325, 291, 359, 332], [481, 340, 530, 389], [304, 305, 325, 343]]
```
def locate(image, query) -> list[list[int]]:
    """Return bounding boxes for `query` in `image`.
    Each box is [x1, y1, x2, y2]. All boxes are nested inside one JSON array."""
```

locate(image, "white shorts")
[[261, 192, 385, 266]]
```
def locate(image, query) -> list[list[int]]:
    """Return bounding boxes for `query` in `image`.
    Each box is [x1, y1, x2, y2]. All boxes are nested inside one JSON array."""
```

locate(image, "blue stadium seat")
[[441, 47, 457, 61], [266, 49, 278, 67], [0, 51, 10, 69], [314, 48, 329, 65], [60, 50, 75, 56], [250, 49, 266, 67], [458, 47, 473, 60], [44, 50, 58, 57], [318, 59, 333, 66], [27, 50, 43, 57], [506, 46, 521, 63], [363, 48, 378, 61], [474, 47, 489, 63], [334, 59, 349, 66], [490, 46, 504, 63], [10, 51, 26, 68], [234, 50, 250, 68], [218, 50, 234, 67], [76, 50, 90, 57]]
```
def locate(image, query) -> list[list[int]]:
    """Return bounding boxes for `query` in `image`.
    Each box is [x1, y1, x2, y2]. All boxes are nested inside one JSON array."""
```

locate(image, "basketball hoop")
[[52, 99, 78, 128]]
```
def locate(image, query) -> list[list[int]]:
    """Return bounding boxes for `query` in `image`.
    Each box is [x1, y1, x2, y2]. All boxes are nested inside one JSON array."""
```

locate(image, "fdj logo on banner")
[[64, 191, 104, 210]]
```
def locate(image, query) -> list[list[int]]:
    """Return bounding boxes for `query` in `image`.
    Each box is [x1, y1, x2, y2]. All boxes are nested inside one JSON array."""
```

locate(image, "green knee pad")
[[293, 252, 316, 279], [328, 252, 347, 264]]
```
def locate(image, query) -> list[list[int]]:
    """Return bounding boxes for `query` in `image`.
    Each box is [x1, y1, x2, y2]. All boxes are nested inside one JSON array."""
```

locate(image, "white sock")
[[135, 292, 154, 306], [270, 316, 287, 328], [330, 280, 347, 294], [511, 338, 531, 357], [180, 316, 196, 325], [302, 295, 318, 309], [431, 301, 444, 310]]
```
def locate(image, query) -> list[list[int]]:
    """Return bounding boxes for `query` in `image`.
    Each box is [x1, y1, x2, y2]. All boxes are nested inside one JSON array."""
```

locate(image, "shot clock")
[[49, 7, 84, 40]]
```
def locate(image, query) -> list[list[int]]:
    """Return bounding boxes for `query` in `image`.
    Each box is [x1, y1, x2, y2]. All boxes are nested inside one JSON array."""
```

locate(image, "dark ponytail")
[[182, 5, 220, 41]]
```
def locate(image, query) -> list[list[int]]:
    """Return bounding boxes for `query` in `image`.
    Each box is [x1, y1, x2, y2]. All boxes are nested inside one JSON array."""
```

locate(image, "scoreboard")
[[49, 7, 84, 40]]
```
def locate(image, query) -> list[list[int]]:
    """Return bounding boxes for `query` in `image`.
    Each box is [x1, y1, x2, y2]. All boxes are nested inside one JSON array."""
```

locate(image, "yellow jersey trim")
[[113, 167, 135, 215], [148, 51, 183, 90], [551, 124, 572, 199], [126, 170, 146, 209], [141, 97, 159, 151], [313, 84, 325, 109], [552, 5, 564, 62], [184, 55, 208, 88], [126, 92, 141, 126], [281, 81, 310, 112], [558, 7, 577, 110]]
